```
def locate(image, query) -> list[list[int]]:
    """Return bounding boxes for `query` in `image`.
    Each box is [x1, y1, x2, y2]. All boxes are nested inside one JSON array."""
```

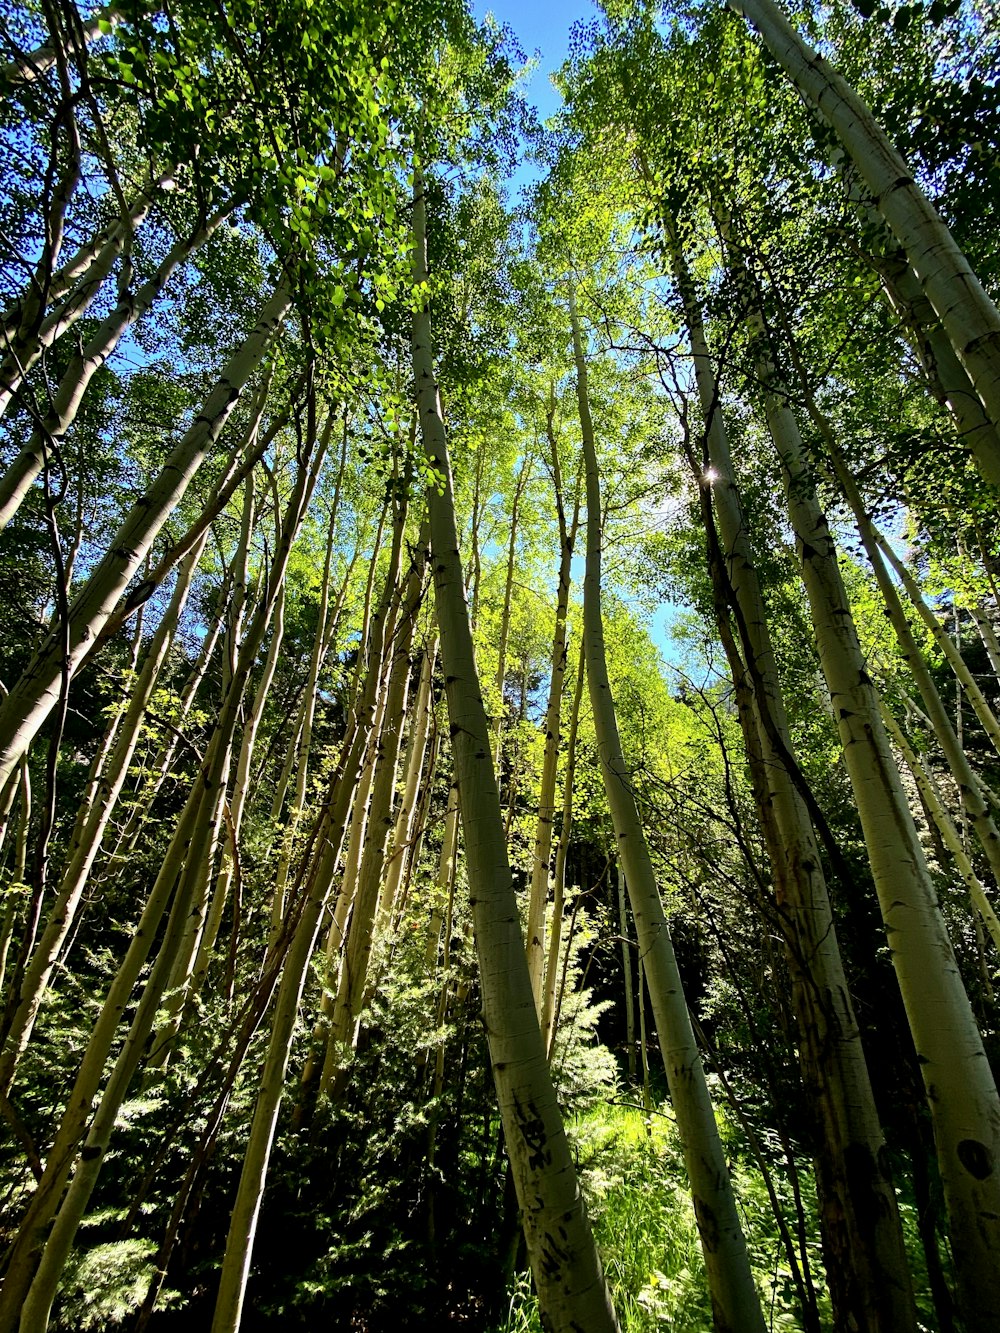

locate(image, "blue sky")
[[472, 0, 597, 122], [470, 2, 694, 675]]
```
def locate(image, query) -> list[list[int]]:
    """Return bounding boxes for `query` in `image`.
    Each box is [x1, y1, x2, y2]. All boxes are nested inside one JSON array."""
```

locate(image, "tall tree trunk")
[[883, 705, 1000, 953], [210, 448, 415, 1332], [748, 278, 1000, 1324], [413, 177, 619, 1333], [671, 224, 918, 1329], [526, 405, 579, 1012], [542, 637, 585, 1059], [378, 634, 438, 928], [324, 519, 427, 1095], [0, 170, 178, 437], [492, 450, 534, 761], [731, 0, 1000, 484], [0, 531, 209, 1096], [0, 202, 230, 529], [872, 533, 1000, 759], [0, 282, 292, 794], [570, 287, 764, 1333]]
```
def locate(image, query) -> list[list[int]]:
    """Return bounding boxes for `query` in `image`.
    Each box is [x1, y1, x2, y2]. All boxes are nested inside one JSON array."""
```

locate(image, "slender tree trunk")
[[156, 412, 331, 1060], [872, 533, 1000, 759], [751, 288, 1000, 1324], [208, 708, 370, 1333], [883, 705, 1000, 952], [570, 287, 764, 1333], [526, 408, 578, 1012], [731, 0, 1000, 484], [814, 431, 1000, 893], [324, 520, 427, 1094], [617, 864, 637, 1084], [0, 762, 31, 997], [542, 637, 585, 1059], [671, 222, 918, 1329], [209, 451, 413, 1332], [492, 451, 533, 761], [378, 635, 438, 927], [0, 282, 291, 794], [1, 3, 128, 90], [0, 531, 209, 1096], [874, 249, 1000, 465], [413, 178, 619, 1332], [0, 172, 172, 435], [0, 203, 230, 529]]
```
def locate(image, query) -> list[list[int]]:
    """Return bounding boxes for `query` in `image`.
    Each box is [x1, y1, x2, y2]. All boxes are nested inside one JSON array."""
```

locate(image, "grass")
[[493, 1100, 827, 1332]]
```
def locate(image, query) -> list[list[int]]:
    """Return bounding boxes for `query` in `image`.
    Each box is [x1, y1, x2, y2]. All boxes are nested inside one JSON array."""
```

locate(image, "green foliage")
[[53, 1237, 178, 1330], [495, 1104, 828, 1331]]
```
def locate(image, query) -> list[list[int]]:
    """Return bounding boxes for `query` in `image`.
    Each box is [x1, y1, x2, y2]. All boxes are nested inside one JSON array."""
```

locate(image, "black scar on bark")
[[957, 1138, 993, 1181]]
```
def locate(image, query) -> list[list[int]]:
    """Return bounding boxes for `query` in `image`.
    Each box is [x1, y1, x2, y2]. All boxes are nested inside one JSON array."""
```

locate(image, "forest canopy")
[[1, 0, 999, 1329]]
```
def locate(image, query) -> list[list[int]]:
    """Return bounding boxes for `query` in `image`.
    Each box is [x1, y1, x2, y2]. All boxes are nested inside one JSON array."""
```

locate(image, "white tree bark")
[[414, 179, 619, 1333], [672, 222, 916, 1328], [757, 313, 1000, 1325], [571, 288, 764, 1333], [0, 204, 229, 522], [732, 0, 1000, 485], [0, 282, 291, 794]]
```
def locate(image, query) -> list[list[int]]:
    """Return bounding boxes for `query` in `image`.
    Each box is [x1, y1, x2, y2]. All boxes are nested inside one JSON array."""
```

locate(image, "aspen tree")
[[1, 3, 128, 91], [730, 0, 1000, 484], [0, 80, 81, 422], [0, 727, 236, 1328], [972, 603, 1000, 684], [106, 564, 231, 866], [324, 521, 427, 1094], [0, 761, 30, 996], [817, 439, 1000, 895], [0, 199, 230, 527], [873, 251, 1000, 465], [151, 410, 331, 1065], [378, 635, 438, 928], [570, 287, 765, 1333], [0, 530, 209, 1095], [736, 262, 1000, 1322], [542, 637, 585, 1058], [873, 533, 1000, 758], [0, 282, 291, 793], [668, 231, 917, 1329], [883, 705, 1000, 953], [0, 183, 142, 345], [0, 172, 170, 429], [525, 402, 579, 1011], [761, 265, 1000, 908], [96, 370, 299, 643], [189, 446, 330, 999], [0, 382, 325, 1331], [266, 427, 354, 900], [207, 752, 365, 1333], [492, 450, 534, 761], [302, 496, 407, 1100], [413, 176, 619, 1333], [209, 468, 416, 1333], [616, 866, 637, 1083]]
